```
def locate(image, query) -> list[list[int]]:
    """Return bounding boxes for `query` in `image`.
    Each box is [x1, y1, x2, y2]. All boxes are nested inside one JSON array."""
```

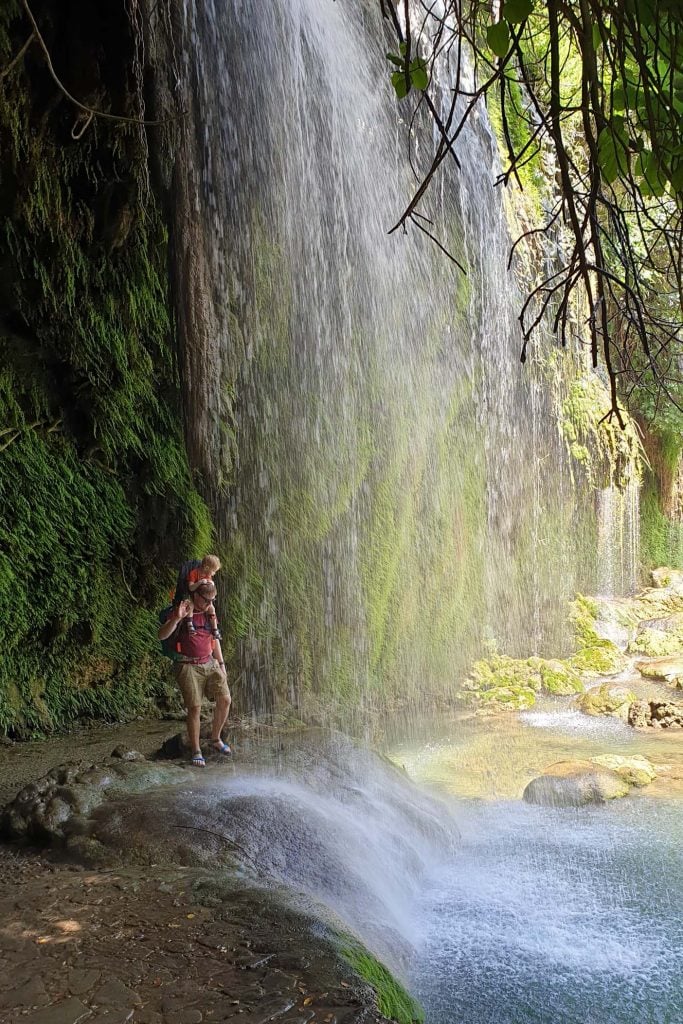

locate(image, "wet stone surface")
[[0, 847, 390, 1024]]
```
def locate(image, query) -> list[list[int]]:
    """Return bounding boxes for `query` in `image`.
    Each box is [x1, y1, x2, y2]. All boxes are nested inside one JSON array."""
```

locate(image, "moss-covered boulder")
[[462, 653, 584, 711], [527, 657, 584, 695], [635, 655, 683, 687], [523, 760, 631, 806], [477, 685, 537, 710], [589, 754, 657, 787], [575, 683, 636, 720], [628, 626, 683, 657], [569, 641, 628, 677]]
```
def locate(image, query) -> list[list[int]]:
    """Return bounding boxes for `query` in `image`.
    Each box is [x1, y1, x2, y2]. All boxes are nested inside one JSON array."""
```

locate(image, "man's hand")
[[175, 599, 192, 619]]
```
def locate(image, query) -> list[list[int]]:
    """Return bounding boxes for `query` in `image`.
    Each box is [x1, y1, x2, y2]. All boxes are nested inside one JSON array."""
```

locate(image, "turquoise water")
[[387, 705, 683, 1023]]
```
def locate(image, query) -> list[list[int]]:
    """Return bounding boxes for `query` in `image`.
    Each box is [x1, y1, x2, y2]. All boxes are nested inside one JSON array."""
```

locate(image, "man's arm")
[[158, 600, 191, 640], [213, 637, 227, 677]]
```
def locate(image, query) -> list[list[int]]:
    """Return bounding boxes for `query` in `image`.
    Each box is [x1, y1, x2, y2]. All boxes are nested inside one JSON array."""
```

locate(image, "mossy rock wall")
[[0, 0, 212, 735]]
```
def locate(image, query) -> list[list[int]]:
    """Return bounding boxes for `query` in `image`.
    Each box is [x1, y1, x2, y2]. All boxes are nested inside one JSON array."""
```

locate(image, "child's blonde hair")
[[200, 554, 221, 574]]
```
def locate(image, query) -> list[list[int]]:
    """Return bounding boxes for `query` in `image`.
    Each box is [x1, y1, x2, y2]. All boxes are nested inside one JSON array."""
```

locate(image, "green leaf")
[[391, 71, 410, 99], [597, 123, 630, 183], [592, 24, 602, 51], [670, 160, 683, 193], [487, 20, 510, 58], [503, 0, 533, 23], [637, 151, 666, 196], [612, 87, 626, 112], [409, 58, 429, 91], [399, 42, 408, 56], [386, 52, 402, 67]]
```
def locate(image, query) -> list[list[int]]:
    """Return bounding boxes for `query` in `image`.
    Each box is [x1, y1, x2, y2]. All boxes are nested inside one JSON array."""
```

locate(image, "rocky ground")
[[0, 720, 396, 1024], [0, 846, 387, 1024]]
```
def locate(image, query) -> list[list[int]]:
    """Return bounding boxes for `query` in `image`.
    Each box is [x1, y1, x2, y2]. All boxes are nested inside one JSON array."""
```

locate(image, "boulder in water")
[[463, 654, 584, 711], [523, 760, 631, 806], [575, 683, 636, 720], [635, 655, 683, 686], [589, 754, 657, 787], [628, 699, 683, 729]]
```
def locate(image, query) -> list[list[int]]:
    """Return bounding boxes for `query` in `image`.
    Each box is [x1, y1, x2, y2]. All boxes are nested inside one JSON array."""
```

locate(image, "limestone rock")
[[569, 642, 627, 678], [650, 567, 683, 592], [523, 760, 631, 806], [628, 700, 650, 728], [462, 653, 583, 711], [635, 655, 683, 686], [589, 754, 657, 787], [575, 683, 636, 720], [111, 745, 146, 761], [628, 699, 683, 729]]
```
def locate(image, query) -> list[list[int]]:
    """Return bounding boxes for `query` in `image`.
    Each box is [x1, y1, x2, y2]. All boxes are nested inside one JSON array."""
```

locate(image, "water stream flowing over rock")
[[1, 732, 457, 974], [168, 0, 640, 715]]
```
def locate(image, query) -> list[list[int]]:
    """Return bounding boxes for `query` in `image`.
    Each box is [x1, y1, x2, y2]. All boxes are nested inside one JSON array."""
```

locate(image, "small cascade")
[[596, 480, 640, 596]]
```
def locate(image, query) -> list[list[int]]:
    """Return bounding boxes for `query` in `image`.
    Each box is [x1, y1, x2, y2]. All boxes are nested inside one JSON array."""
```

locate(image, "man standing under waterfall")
[[158, 580, 232, 766]]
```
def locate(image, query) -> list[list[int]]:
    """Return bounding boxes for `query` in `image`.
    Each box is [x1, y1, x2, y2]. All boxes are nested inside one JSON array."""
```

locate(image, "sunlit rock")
[[650, 567, 683, 592], [589, 754, 657, 787], [569, 642, 628, 677], [463, 654, 584, 711], [522, 760, 631, 806], [628, 699, 683, 729], [575, 683, 636, 720], [635, 655, 683, 686]]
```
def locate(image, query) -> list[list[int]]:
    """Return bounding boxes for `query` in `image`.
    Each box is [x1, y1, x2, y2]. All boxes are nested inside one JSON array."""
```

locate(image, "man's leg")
[[187, 704, 202, 752], [211, 693, 231, 742]]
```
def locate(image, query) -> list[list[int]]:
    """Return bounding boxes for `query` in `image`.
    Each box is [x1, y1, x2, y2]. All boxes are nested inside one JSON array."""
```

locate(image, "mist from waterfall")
[[181, 0, 638, 713]]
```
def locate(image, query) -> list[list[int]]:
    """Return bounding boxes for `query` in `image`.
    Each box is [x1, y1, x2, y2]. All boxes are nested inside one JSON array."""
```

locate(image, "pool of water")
[[385, 701, 683, 1023]]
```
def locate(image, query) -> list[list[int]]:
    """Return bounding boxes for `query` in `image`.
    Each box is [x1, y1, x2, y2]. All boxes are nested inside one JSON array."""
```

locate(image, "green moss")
[[463, 653, 584, 710], [569, 595, 603, 647], [560, 376, 642, 490], [640, 488, 683, 571], [576, 683, 636, 717], [569, 642, 627, 676], [528, 657, 584, 695], [339, 937, 424, 1024], [628, 626, 683, 657], [0, 3, 213, 735]]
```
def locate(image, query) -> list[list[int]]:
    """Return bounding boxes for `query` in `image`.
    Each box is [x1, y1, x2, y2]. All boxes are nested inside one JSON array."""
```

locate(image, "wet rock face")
[[0, 758, 188, 856], [628, 699, 683, 729], [0, 731, 457, 973], [522, 760, 632, 807]]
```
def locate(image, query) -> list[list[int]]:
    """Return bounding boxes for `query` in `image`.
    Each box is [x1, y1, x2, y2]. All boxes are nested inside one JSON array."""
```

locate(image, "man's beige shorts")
[[175, 661, 231, 709]]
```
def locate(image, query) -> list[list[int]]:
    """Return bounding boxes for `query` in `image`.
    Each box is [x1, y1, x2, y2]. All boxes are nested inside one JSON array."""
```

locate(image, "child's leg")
[[207, 602, 221, 640], [187, 599, 197, 633]]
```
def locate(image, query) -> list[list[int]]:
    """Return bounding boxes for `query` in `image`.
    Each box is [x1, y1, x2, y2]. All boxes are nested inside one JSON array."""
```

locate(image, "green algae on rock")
[[589, 754, 657, 787], [575, 684, 636, 721], [462, 653, 585, 711], [339, 936, 424, 1024]]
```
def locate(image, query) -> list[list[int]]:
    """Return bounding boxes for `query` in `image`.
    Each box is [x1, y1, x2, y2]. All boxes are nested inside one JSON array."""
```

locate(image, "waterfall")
[[172, 0, 639, 713]]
